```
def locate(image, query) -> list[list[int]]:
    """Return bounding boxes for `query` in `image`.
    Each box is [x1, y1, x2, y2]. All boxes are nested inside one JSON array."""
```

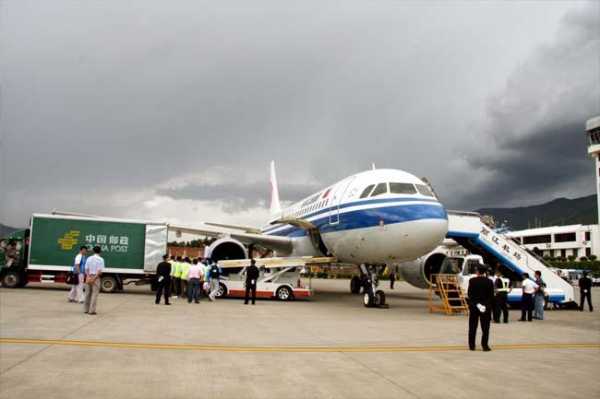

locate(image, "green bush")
[[549, 260, 600, 276]]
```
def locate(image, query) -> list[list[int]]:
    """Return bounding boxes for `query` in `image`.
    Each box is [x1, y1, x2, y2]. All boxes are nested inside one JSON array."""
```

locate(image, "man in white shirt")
[[68, 246, 87, 303], [520, 273, 539, 322], [83, 246, 105, 315]]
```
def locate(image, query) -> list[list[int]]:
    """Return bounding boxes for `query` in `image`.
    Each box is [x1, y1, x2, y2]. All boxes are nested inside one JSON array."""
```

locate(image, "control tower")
[[586, 115, 600, 223]]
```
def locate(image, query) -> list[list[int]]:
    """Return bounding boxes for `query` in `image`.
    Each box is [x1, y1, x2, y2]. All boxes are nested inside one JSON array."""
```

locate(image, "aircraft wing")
[[203, 222, 262, 234], [218, 256, 337, 269], [168, 224, 293, 253]]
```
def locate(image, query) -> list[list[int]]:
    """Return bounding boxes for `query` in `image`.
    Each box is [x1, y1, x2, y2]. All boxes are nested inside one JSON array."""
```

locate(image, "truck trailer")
[[0, 213, 168, 292]]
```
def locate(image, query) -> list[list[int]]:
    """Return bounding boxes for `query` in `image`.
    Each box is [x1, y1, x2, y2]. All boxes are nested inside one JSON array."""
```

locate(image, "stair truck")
[[0, 213, 168, 292]]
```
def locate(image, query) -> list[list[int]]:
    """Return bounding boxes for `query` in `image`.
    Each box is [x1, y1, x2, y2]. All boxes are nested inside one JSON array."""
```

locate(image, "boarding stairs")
[[446, 211, 575, 305], [428, 274, 469, 315]]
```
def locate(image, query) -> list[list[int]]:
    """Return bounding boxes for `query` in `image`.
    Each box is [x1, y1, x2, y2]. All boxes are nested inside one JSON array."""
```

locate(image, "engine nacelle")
[[204, 238, 248, 261], [398, 252, 448, 289]]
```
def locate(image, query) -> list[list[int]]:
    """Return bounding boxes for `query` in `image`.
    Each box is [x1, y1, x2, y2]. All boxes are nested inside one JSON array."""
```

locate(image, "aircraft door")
[[329, 177, 356, 225]]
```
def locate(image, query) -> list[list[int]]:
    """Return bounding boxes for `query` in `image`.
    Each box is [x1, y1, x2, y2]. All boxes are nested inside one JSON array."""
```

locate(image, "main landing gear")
[[350, 264, 388, 308]]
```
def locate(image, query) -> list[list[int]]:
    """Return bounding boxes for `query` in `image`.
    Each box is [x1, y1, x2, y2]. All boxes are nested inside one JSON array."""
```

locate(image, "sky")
[[1, 0, 599, 228]]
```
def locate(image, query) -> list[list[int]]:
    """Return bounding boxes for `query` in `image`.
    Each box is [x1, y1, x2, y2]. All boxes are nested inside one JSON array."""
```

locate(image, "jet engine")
[[398, 252, 448, 289], [204, 238, 248, 261]]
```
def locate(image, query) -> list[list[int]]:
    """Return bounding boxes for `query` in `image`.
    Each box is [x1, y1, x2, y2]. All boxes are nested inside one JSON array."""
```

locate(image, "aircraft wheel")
[[363, 292, 374, 307], [375, 290, 386, 306], [350, 276, 361, 294]]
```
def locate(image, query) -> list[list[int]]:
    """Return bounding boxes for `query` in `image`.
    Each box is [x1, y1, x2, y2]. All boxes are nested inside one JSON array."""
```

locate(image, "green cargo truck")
[[0, 213, 168, 292]]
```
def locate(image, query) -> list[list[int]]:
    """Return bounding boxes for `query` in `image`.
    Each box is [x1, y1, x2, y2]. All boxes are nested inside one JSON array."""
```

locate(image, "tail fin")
[[270, 161, 282, 217]]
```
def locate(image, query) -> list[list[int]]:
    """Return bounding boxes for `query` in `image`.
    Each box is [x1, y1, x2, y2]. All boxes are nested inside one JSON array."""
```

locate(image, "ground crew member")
[[493, 270, 510, 323], [68, 246, 87, 303], [207, 259, 222, 301], [187, 259, 203, 304], [83, 246, 104, 315], [520, 273, 538, 322], [389, 266, 396, 290], [4, 240, 19, 267], [533, 270, 546, 320], [172, 256, 182, 298], [244, 259, 260, 305], [579, 272, 594, 312], [180, 258, 191, 300], [155, 255, 171, 305], [467, 264, 494, 351]]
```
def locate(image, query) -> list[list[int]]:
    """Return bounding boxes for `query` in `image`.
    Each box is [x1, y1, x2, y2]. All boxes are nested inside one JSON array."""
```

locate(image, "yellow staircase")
[[428, 274, 469, 315]]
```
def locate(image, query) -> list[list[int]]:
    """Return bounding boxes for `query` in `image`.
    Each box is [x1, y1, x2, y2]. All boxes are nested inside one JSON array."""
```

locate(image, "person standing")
[[389, 266, 396, 290], [493, 270, 510, 324], [180, 257, 191, 300], [155, 255, 172, 305], [169, 256, 177, 298], [187, 259, 203, 304], [172, 256, 182, 298], [207, 259, 222, 301], [533, 270, 546, 320], [244, 259, 260, 305], [68, 246, 87, 303], [467, 265, 495, 351], [579, 272, 594, 312], [83, 246, 104, 315], [520, 273, 538, 322]]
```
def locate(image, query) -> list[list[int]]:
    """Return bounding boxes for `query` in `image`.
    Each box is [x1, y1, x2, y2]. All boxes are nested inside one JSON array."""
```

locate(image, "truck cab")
[[0, 229, 30, 288]]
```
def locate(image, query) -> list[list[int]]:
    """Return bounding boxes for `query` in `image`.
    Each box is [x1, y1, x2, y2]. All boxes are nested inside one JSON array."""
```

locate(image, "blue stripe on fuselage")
[[264, 201, 447, 237], [263, 197, 440, 235]]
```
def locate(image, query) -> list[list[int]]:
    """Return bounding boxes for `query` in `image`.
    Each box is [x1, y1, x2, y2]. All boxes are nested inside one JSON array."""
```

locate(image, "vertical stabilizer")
[[270, 161, 282, 216]]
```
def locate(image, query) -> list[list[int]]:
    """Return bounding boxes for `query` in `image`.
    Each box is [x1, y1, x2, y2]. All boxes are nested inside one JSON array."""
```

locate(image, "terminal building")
[[506, 225, 600, 260]]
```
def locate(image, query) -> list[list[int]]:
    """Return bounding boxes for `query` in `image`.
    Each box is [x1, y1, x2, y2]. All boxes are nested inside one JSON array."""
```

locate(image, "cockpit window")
[[359, 184, 375, 199], [416, 184, 435, 197], [370, 183, 388, 197], [389, 182, 417, 194]]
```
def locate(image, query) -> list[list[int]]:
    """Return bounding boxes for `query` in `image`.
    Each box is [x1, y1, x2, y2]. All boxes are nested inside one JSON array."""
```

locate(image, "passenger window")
[[370, 183, 388, 197], [416, 184, 435, 197], [389, 182, 417, 194], [359, 184, 375, 199]]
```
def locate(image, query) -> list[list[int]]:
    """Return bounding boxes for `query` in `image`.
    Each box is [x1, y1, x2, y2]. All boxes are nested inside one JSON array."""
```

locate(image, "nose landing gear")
[[352, 264, 389, 308]]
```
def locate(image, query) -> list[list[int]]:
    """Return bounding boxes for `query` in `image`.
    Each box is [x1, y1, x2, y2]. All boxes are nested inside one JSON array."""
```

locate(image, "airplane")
[[175, 161, 449, 307]]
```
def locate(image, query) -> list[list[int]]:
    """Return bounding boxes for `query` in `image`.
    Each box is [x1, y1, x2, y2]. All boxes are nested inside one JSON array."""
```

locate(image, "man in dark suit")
[[244, 259, 260, 305], [579, 272, 594, 312], [468, 264, 495, 351], [155, 255, 172, 305]]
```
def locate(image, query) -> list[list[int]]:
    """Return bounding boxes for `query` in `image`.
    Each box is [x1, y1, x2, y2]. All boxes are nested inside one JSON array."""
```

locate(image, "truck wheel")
[[100, 276, 118, 293], [215, 282, 227, 298], [276, 286, 293, 301], [350, 276, 361, 294], [1, 271, 20, 288]]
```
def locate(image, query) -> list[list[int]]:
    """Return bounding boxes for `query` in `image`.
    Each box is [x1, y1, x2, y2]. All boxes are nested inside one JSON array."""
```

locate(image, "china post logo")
[[58, 230, 80, 250]]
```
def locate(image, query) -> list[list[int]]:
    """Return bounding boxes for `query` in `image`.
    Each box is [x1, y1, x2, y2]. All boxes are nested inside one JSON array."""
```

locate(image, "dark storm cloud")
[[465, 122, 591, 207], [157, 181, 321, 211], [1, 1, 598, 225], [456, 4, 600, 209]]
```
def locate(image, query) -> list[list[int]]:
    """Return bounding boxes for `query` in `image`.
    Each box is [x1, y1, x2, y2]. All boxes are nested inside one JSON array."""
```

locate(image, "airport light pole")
[[586, 116, 600, 224]]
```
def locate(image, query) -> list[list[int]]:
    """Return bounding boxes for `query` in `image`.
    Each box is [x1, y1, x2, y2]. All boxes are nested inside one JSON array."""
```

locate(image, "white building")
[[587, 115, 600, 224], [507, 224, 600, 260]]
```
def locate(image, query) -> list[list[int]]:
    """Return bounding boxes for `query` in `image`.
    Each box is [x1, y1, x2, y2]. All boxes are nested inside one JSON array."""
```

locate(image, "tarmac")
[[1, 279, 599, 399]]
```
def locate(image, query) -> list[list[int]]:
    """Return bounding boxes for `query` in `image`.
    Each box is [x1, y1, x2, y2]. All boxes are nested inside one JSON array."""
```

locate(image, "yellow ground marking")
[[1, 338, 599, 353]]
